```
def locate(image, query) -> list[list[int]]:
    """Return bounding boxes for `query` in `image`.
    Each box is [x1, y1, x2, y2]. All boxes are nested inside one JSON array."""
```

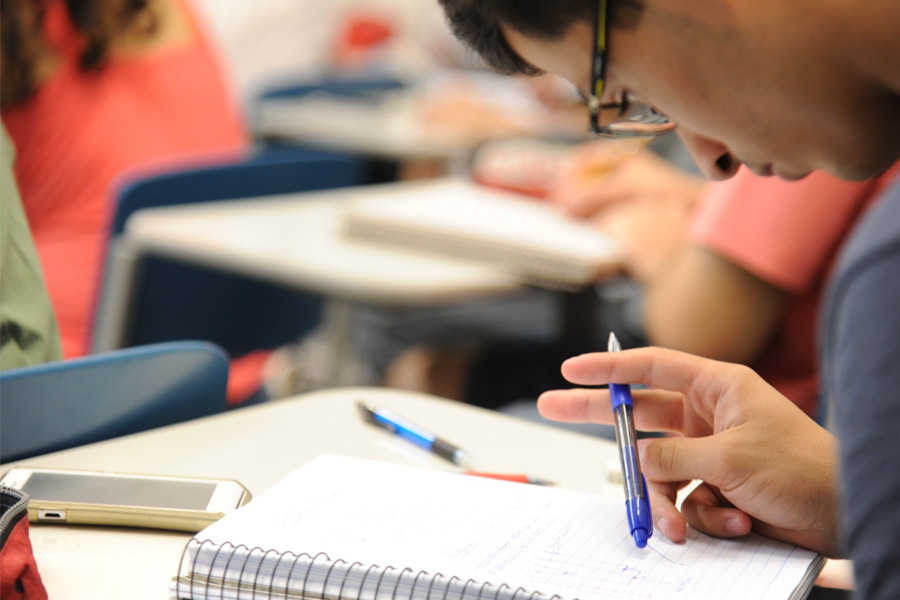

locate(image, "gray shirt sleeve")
[[821, 175, 900, 600]]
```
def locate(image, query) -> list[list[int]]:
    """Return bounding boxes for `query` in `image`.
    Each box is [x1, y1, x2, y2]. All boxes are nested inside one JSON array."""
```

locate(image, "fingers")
[[680, 483, 752, 538], [537, 388, 612, 423], [560, 347, 744, 405], [538, 388, 685, 432], [645, 479, 688, 543], [645, 477, 751, 544]]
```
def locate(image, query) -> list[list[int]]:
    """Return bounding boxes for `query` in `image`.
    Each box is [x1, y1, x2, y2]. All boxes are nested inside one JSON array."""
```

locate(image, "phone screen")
[[21, 472, 217, 510]]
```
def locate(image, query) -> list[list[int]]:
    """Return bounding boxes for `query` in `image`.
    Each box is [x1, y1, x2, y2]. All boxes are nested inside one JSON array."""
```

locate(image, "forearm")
[[641, 246, 787, 364]]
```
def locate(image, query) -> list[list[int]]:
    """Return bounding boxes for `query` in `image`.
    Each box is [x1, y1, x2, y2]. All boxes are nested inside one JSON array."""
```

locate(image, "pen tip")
[[633, 528, 650, 548], [608, 332, 621, 353]]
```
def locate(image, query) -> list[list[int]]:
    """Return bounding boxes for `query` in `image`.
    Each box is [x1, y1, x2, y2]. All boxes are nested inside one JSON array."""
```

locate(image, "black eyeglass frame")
[[589, 0, 675, 137]]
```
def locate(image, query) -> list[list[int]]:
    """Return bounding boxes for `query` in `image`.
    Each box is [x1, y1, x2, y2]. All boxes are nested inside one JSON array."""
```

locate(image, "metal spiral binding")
[[374, 564, 396, 600], [393, 567, 415, 600], [441, 575, 461, 600], [323, 558, 348, 599], [338, 561, 365, 600], [204, 540, 230, 600], [424, 571, 445, 600], [176, 539, 557, 600], [256, 548, 281, 600], [460, 578, 479, 600]]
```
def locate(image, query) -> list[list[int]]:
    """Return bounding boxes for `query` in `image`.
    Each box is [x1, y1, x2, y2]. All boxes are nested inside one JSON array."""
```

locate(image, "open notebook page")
[[184, 455, 822, 600]]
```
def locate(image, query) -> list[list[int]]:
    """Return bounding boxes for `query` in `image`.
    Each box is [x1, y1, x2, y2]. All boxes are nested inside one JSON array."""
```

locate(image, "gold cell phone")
[[0, 467, 251, 532]]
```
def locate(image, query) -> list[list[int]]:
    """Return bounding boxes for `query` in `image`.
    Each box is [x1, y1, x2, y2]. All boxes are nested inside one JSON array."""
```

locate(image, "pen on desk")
[[608, 332, 653, 548], [356, 401, 474, 469], [464, 472, 556, 486]]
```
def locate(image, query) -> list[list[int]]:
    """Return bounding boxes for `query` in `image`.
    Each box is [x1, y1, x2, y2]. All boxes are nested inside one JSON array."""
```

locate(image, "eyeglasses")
[[589, 0, 675, 137]]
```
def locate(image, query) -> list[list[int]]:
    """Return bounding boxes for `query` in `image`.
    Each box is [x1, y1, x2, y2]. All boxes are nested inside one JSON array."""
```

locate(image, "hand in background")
[[537, 346, 841, 557], [548, 142, 704, 220], [591, 195, 693, 283]]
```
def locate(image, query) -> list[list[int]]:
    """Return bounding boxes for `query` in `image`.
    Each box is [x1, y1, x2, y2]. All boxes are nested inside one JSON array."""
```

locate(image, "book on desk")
[[340, 179, 622, 288], [173, 455, 823, 600]]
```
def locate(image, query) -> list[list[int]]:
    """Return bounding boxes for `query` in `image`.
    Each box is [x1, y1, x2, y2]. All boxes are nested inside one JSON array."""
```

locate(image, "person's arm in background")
[[557, 158, 879, 367], [549, 147, 786, 364], [638, 169, 878, 363], [640, 246, 787, 364]]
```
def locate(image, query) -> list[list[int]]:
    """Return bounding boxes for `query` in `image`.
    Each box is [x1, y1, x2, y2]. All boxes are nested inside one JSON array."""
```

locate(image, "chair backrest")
[[252, 76, 409, 185], [111, 149, 361, 235], [0, 341, 228, 463], [255, 75, 407, 103], [96, 152, 362, 357]]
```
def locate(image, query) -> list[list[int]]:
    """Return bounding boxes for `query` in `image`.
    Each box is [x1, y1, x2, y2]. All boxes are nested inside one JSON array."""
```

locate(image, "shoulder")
[[826, 174, 900, 299], [820, 173, 900, 399]]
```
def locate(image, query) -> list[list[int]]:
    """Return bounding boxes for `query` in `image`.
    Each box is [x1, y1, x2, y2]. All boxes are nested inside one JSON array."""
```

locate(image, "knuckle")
[[650, 440, 679, 474]]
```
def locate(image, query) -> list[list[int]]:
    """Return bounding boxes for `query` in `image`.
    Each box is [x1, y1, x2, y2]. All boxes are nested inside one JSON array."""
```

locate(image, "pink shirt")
[[2, 0, 246, 358], [690, 166, 897, 416]]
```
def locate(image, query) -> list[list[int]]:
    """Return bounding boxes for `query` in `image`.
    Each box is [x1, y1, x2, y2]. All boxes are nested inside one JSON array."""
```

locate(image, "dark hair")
[[437, 0, 640, 76], [1, 0, 153, 108]]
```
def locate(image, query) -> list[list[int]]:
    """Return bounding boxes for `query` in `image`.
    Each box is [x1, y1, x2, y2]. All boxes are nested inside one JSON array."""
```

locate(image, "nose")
[[676, 129, 741, 180]]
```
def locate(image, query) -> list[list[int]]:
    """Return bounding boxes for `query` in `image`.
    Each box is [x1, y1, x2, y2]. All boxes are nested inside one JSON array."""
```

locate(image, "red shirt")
[[3, 0, 256, 401], [690, 165, 899, 416]]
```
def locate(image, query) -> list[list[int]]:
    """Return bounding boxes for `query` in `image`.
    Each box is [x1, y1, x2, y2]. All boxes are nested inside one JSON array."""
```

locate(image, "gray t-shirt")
[[820, 172, 900, 600]]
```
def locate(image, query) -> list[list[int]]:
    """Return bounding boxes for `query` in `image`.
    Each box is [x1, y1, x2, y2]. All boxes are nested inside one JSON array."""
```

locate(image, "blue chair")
[[93, 151, 362, 371], [0, 341, 228, 463]]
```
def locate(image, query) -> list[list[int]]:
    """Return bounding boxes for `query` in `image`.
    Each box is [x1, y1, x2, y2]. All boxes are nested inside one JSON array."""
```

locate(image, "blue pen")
[[608, 332, 653, 548], [356, 402, 474, 469]]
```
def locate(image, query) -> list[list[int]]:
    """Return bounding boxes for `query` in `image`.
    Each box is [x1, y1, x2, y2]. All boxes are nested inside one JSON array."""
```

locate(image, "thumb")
[[639, 436, 725, 486]]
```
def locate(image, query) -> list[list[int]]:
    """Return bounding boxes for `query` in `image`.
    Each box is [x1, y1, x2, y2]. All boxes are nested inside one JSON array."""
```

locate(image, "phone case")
[[27, 496, 250, 533], [3, 468, 252, 533]]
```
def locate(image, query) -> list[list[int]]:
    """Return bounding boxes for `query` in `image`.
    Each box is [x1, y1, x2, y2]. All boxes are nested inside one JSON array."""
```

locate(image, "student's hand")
[[548, 143, 704, 220], [592, 195, 692, 283], [537, 347, 841, 557]]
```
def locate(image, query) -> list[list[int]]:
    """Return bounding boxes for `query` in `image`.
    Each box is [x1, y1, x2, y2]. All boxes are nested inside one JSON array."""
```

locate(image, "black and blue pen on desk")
[[355, 402, 554, 485], [608, 332, 653, 548]]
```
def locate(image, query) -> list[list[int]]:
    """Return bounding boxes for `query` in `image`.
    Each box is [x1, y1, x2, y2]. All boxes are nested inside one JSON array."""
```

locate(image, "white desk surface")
[[8, 388, 624, 600], [124, 178, 522, 306], [252, 72, 585, 163], [255, 93, 474, 162], [7, 387, 849, 597]]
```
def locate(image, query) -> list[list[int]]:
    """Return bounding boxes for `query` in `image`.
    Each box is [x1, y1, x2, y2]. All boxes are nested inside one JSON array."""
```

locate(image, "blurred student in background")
[[1, 0, 252, 400], [379, 142, 896, 424]]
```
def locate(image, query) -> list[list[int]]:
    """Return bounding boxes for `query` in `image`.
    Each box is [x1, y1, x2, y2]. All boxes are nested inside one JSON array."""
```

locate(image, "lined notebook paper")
[[173, 455, 823, 600], [341, 180, 622, 287]]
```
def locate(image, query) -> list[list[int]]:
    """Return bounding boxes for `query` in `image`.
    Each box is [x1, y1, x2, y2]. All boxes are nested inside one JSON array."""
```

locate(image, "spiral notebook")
[[341, 179, 622, 288], [173, 455, 823, 600]]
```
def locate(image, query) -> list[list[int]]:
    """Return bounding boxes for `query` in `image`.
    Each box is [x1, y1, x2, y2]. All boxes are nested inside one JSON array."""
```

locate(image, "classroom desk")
[[93, 179, 525, 380], [253, 72, 586, 168], [121, 179, 523, 306], [6, 387, 850, 598], [7, 387, 625, 599], [256, 92, 473, 164]]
